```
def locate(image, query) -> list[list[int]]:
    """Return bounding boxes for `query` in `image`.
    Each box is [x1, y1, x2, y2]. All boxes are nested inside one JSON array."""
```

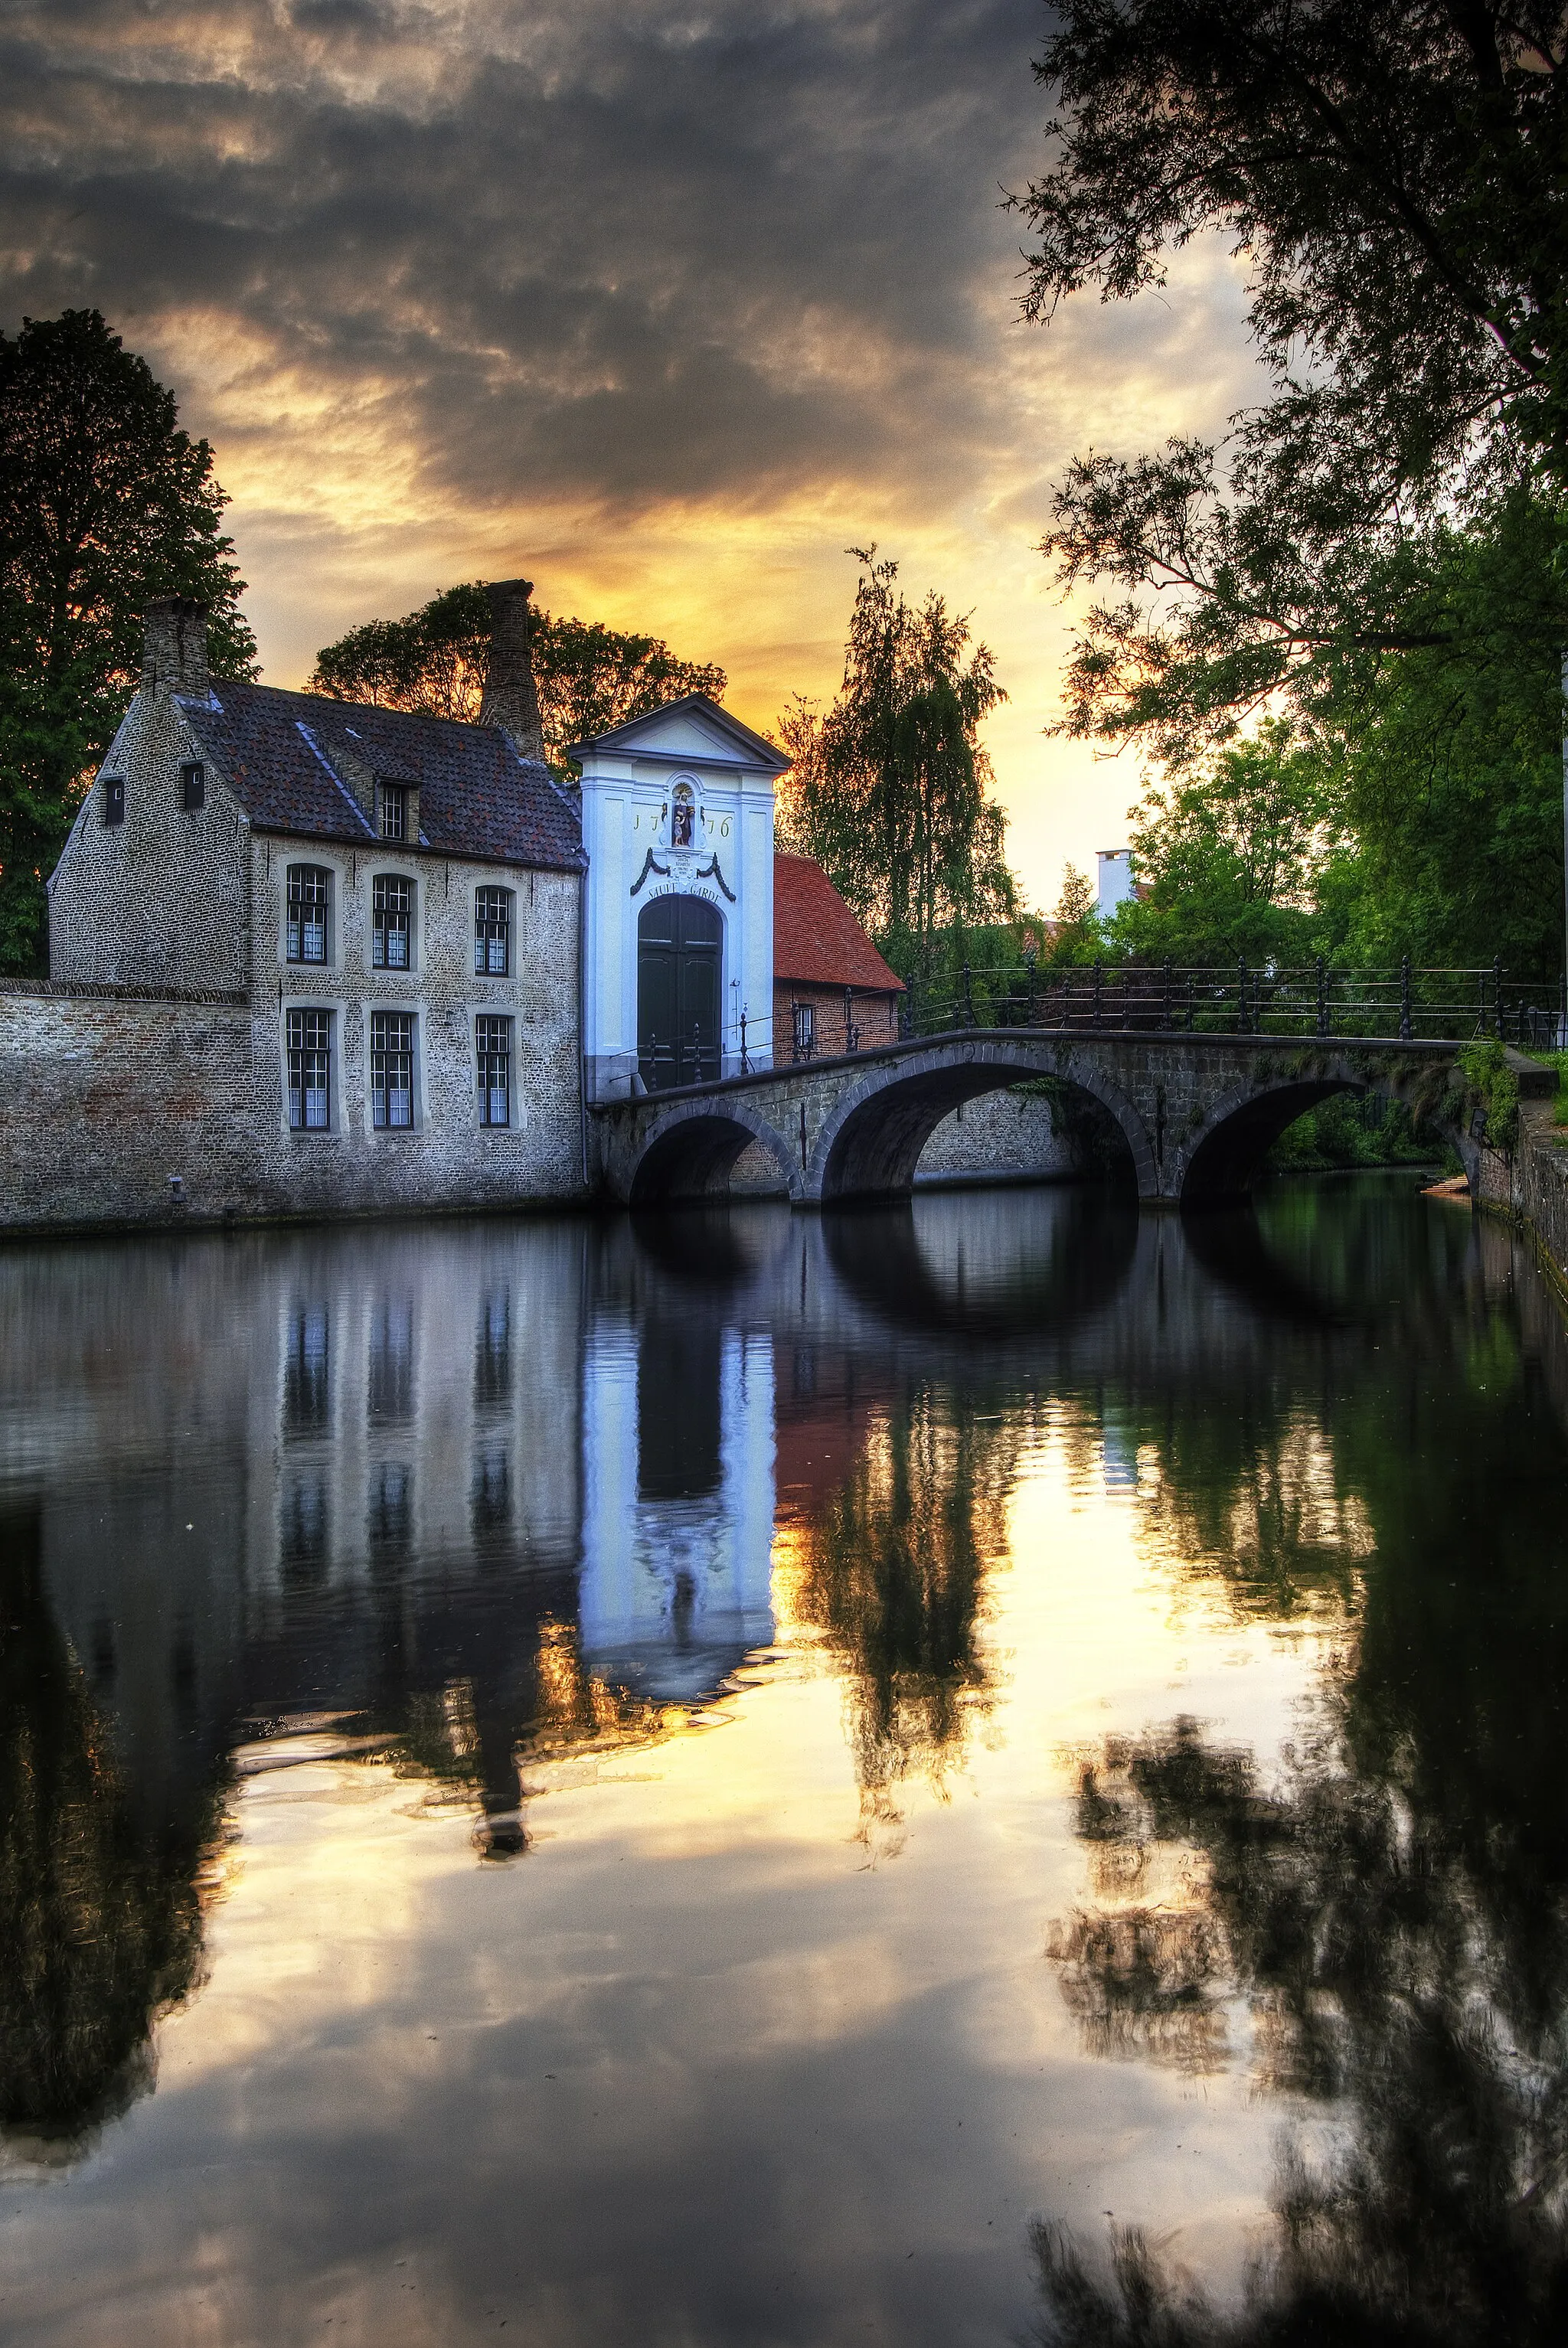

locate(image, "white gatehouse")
[[573, 695, 788, 1102]]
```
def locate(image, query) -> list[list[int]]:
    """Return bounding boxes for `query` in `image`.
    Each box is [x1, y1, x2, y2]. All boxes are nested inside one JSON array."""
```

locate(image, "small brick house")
[[44, 584, 589, 1214], [773, 851, 903, 1061]]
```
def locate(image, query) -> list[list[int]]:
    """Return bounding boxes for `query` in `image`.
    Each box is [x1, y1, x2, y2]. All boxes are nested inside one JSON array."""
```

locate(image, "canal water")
[[2, 1178, 1567, 2346]]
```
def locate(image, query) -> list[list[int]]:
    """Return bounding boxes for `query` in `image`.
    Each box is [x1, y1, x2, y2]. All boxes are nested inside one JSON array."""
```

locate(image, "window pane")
[[476, 1014, 511, 1127], [286, 1008, 331, 1130], [371, 1011, 415, 1129], [286, 867, 329, 965], [475, 887, 511, 976], [373, 875, 411, 971]]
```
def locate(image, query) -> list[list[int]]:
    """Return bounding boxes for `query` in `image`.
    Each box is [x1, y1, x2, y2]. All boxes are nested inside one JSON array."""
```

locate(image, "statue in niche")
[[671, 783, 696, 850]]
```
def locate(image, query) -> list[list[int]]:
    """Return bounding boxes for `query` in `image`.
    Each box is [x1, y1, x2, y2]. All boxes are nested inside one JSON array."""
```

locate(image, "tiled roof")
[[178, 683, 583, 871], [773, 853, 904, 992]]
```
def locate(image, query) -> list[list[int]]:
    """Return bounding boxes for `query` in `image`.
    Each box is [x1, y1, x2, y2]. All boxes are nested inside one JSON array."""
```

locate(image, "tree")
[[308, 583, 727, 774], [778, 550, 1015, 975], [0, 310, 255, 972], [1013, 2, 1568, 760], [1109, 720, 1338, 965]]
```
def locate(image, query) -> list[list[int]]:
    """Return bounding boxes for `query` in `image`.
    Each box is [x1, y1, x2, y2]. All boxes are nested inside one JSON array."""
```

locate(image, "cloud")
[[0, 0, 1263, 896]]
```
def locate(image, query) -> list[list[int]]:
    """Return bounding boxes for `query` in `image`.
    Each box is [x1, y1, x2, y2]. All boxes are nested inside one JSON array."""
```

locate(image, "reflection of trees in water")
[[786, 1393, 1018, 1844], [1108, 1399, 1374, 1622], [1040, 1687, 1568, 2341], [0, 1510, 228, 2151], [1036, 1202, 1568, 2343]]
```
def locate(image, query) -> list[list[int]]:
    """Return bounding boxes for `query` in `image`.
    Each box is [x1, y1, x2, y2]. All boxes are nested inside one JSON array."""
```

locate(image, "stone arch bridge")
[[592, 1028, 1547, 1210]]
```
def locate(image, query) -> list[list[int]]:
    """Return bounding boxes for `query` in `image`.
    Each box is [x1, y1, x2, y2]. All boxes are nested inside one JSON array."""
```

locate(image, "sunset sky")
[[2, 0, 1266, 908]]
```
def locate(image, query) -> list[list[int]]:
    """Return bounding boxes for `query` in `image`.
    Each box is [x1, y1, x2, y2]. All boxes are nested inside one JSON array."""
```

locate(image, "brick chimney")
[[479, 578, 546, 762], [141, 598, 211, 700]]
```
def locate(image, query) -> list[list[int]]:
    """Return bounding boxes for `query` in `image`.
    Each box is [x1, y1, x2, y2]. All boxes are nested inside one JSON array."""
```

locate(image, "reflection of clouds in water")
[[2, 1185, 1565, 2340]]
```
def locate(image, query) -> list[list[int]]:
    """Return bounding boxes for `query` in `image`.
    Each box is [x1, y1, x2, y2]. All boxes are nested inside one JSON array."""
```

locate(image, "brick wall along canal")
[[3, 1178, 1568, 2346]]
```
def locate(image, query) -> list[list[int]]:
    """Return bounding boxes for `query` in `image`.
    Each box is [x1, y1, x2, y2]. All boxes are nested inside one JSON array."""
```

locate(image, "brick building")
[[772, 851, 904, 1062], [2, 583, 911, 1231], [41, 583, 586, 1219]]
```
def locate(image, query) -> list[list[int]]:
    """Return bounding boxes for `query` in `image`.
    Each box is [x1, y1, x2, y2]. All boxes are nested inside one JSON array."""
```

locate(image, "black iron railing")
[[897, 958, 1566, 1050], [639, 961, 1563, 1093]]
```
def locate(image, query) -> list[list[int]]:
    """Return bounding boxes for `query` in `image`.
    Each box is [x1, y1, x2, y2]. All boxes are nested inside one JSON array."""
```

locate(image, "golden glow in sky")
[[2, 0, 1266, 905]]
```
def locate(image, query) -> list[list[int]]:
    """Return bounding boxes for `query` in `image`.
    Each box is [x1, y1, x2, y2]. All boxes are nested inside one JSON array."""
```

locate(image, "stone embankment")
[[1511, 1093, 1568, 1297]]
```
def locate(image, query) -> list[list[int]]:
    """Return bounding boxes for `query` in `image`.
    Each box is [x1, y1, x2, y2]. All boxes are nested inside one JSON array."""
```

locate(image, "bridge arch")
[[1177, 1064, 1472, 1205], [626, 1096, 798, 1208], [808, 1042, 1157, 1203]]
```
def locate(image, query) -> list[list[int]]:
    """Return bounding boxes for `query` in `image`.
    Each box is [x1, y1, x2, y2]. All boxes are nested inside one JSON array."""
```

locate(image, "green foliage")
[[1266, 1093, 1434, 1174], [0, 310, 255, 973], [1109, 720, 1337, 965], [1308, 493, 1567, 973], [1014, 3, 1568, 762], [1090, 498, 1567, 978], [309, 583, 725, 776], [1458, 1036, 1520, 1150], [777, 550, 1015, 977]]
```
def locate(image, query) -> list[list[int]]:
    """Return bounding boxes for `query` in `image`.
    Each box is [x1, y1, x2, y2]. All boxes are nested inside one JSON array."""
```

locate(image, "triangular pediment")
[[568, 693, 789, 773]]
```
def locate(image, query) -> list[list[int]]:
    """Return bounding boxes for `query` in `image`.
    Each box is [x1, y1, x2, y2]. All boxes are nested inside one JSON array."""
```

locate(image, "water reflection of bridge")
[[8, 1187, 1558, 1823], [6, 1184, 1568, 2145]]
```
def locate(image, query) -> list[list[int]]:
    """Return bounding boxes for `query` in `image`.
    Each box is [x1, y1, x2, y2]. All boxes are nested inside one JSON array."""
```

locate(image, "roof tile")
[[180, 683, 583, 870], [773, 854, 904, 992]]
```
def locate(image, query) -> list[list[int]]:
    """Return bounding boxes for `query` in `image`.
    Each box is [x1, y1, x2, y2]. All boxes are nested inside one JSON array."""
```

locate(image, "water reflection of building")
[[580, 1308, 775, 1702]]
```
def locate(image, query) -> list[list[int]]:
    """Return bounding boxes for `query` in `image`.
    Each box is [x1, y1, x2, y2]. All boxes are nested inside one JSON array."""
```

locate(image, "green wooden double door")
[[637, 894, 722, 1091]]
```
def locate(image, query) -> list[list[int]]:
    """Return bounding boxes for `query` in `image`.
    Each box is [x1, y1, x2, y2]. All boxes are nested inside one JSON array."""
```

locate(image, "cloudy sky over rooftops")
[[1, 0, 1262, 901]]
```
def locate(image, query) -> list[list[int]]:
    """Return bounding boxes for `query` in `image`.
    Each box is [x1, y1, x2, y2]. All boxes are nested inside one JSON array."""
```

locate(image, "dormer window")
[[181, 761, 205, 812], [372, 874, 412, 969], [103, 776, 125, 825], [378, 782, 408, 841]]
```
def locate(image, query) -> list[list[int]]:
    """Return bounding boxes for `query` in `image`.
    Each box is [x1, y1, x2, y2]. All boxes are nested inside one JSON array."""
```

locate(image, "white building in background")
[[1096, 849, 1136, 917], [573, 698, 789, 1102], [578, 1315, 776, 1703]]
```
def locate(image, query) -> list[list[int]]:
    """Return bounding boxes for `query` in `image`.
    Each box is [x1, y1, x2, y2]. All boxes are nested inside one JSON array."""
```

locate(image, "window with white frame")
[[286, 865, 330, 964], [371, 1010, 415, 1129], [287, 1008, 332, 1131], [475, 886, 512, 975], [372, 874, 412, 969], [476, 1014, 511, 1126]]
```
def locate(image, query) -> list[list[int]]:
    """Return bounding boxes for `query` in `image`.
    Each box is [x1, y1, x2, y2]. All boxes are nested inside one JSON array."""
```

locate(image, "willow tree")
[[779, 550, 1014, 978]]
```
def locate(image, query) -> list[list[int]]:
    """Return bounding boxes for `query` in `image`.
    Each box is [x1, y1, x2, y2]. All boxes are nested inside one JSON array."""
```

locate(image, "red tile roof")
[[773, 853, 904, 992]]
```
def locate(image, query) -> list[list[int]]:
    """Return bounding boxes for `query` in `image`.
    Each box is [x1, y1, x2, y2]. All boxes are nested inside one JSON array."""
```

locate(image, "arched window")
[[372, 874, 412, 969], [286, 866, 330, 965], [475, 886, 512, 975]]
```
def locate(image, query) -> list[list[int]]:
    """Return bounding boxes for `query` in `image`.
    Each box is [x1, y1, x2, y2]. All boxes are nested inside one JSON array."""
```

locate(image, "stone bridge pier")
[[591, 1029, 1545, 1210]]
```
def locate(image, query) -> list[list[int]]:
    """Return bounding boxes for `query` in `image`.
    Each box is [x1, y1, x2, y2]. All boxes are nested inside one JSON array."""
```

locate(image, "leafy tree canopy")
[[0, 309, 254, 972], [778, 550, 1016, 975], [1108, 502, 1566, 976], [1109, 720, 1337, 965], [309, 583, 726, 776], [1014, 2, 1568, 759]]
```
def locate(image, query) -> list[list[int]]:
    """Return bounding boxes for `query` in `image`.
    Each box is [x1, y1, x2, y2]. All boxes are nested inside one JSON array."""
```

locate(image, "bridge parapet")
[[591, 1027, 1549, 1210]]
